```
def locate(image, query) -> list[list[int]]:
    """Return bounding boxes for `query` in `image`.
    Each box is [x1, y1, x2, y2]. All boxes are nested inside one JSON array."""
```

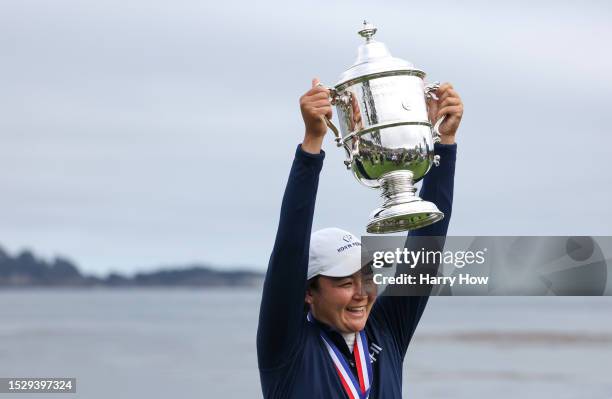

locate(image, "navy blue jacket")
[[257, 143, 456, 398]]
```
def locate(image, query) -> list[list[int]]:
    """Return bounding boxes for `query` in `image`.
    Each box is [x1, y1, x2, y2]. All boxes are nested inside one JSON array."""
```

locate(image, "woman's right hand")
[[299, 78, 332, 154]]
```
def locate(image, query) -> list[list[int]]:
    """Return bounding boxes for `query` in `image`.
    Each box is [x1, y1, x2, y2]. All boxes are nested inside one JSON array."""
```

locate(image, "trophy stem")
[[379, 170, 418, 207], [367, 171, 444, 234]]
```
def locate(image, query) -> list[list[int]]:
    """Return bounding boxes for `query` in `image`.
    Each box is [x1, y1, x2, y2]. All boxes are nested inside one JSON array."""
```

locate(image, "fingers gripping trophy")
[[315, 21, 455, 233]]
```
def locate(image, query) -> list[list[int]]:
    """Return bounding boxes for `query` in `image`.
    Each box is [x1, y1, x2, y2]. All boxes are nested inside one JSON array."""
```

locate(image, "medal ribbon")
[[307, 312, 373, 399]]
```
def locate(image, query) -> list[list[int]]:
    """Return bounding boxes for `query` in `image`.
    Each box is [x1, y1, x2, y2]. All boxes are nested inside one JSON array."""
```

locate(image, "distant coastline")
[[0, 245, 263, 288]]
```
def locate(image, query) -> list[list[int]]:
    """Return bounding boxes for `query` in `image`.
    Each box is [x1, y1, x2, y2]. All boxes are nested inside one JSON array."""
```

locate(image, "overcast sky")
[[1, 0, 611, 275]]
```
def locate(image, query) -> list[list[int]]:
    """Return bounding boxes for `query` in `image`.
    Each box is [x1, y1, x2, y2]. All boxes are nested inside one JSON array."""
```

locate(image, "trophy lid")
[[336, 21, 424, 87]]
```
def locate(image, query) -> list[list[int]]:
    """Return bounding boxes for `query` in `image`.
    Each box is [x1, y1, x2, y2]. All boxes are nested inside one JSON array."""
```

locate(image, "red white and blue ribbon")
[[307, 312, 373, 399]]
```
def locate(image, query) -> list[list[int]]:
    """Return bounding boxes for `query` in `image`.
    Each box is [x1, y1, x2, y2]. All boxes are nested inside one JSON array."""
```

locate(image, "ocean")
[[0, 290, 611, 398]]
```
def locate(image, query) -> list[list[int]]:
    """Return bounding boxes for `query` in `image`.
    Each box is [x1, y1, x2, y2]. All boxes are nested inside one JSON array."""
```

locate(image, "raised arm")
[[256, 78, 333, 370], [370, 83, 462, 356]]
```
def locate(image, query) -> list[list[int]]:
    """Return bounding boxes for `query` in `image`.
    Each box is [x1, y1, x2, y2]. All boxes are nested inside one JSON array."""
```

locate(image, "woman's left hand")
[[427, 82, 464, 145]]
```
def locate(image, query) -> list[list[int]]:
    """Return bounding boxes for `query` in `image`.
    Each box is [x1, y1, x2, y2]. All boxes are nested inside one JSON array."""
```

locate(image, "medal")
[[308, 312, 373, 398]]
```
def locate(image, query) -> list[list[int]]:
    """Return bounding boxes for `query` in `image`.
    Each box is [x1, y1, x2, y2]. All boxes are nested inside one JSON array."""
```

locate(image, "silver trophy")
[[323, 21, 447, 234]]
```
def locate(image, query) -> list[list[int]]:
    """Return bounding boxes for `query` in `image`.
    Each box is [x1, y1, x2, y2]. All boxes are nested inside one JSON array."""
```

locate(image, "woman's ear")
[[305, 289, 314, 305]]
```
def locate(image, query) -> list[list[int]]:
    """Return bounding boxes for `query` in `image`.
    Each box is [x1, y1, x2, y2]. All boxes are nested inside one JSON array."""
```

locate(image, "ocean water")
[[0, 290, 611, 399]]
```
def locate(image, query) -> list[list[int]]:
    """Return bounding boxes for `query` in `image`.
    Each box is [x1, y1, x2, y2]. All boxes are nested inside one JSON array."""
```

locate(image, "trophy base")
[[367, 200, 444, 233], [366, 171, 444, 234]]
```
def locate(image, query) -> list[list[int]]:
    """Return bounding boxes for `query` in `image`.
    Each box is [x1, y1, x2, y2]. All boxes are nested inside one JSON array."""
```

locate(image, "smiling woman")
[[256, 73, 459, 397], [304, 233, 378, 334]]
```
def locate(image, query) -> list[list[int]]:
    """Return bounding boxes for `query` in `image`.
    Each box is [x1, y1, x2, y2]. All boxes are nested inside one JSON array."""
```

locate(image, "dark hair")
[[304, 276, 320, 313], [307, 275, 320, 291]]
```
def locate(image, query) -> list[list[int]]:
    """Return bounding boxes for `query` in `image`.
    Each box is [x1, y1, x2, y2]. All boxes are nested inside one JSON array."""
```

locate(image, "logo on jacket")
[[369, 342, 383, 363]]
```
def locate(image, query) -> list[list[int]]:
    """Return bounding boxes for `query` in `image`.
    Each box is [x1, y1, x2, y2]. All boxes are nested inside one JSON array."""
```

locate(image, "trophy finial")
[[358, 20, 377, 41]]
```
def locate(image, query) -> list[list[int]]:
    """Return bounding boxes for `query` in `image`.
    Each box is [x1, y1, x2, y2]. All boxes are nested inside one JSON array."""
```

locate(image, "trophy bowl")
[[323, 21, 446, 234]]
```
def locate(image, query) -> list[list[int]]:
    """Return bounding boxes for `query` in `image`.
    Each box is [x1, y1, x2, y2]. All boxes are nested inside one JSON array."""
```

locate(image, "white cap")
[[307, 227, 364, 280]]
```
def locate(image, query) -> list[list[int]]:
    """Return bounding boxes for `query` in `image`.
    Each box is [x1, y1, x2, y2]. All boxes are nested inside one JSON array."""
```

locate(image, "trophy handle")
[[327, 117, 356, 169], [432, 114, 446, 144], [425, 81, 445, 167], [324, 115, 343, 147], [317, 83, 357, 169], [324, 114, 355, 169], [316, 83, 344, 147], [425, 81, 447, 143]]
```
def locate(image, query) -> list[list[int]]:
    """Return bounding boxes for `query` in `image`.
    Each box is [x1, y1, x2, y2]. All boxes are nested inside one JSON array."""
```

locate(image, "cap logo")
[[342, 234, 354, 243]]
